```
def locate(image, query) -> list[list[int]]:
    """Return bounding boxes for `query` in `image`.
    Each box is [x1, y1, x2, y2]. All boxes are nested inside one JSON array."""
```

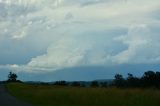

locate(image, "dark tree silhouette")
[[155, 72, 160, 87], [54, 81, 67, 86], [71, 81, 81, 87], [114, 74, 126, 87], [127, 73, 140, 88], [100, 82, 108, 87], [8, 72, 18, 82], [113, 71, 160, 88], [91, 81, 99, 87], [141, 71, 156, 87]]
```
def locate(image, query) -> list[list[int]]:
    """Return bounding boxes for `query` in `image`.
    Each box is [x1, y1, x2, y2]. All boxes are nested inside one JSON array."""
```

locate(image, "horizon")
[[0, 0, 160, 81]]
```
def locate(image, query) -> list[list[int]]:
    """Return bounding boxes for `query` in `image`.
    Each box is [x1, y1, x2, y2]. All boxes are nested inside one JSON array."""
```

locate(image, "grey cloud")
[[150, 9, 160, 20], [59, 0, 127, 7], [65, 13, 74, 20], [49, 0, 105, 7], [80, 0, 111, 7], [0, 2, 36, 21]]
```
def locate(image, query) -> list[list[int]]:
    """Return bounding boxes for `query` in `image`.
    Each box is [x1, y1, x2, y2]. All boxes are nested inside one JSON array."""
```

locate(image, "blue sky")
[[0, 0, 160, 81]]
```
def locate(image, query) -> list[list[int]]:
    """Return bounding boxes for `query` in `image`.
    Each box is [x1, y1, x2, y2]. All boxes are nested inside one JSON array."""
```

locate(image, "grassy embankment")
[[6, 83, 160, 106]]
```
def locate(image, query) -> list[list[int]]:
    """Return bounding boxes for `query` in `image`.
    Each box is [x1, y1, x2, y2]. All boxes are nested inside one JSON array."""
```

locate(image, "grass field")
[[6, 83, 160, 106]]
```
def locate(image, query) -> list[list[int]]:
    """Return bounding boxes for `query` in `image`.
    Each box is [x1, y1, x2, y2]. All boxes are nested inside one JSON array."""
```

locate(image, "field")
[[6, 83, 160, 106]]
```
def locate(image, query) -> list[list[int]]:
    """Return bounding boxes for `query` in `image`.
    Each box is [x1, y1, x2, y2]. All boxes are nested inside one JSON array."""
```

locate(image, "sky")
[[0, 0, 160, 81]]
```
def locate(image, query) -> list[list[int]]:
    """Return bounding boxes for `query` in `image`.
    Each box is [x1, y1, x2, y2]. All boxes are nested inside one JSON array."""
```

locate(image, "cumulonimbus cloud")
[[0, 0, 160, 73]]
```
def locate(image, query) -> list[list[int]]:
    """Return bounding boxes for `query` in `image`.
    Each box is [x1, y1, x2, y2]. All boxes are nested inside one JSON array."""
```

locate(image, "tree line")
[[5, 70, 160, 88], [114, 71, 160, 88], [53, 70, 160, 88]]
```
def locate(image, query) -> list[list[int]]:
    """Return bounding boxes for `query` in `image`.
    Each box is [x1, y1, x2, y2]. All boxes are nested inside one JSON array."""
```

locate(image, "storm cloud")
[[0, 0, 160, 73]]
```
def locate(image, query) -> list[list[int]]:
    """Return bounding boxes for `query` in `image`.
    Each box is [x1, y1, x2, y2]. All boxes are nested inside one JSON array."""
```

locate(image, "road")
[[0, 84, 33, 106]]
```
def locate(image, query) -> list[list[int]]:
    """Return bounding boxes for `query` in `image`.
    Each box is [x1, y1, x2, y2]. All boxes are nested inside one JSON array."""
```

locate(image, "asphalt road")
[[0, 84, 33, 106]]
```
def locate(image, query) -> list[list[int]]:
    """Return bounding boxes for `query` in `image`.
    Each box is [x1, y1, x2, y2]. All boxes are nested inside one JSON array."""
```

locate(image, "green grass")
[[6, 83, 160, 106]]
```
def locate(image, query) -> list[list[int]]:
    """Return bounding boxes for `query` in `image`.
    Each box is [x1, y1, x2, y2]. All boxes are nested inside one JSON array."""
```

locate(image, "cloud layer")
[[0, 0, 160, 73]]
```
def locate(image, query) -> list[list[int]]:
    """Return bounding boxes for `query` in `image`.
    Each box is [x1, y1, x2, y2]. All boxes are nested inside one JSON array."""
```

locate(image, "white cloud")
[[0, 0, 160, 72]]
